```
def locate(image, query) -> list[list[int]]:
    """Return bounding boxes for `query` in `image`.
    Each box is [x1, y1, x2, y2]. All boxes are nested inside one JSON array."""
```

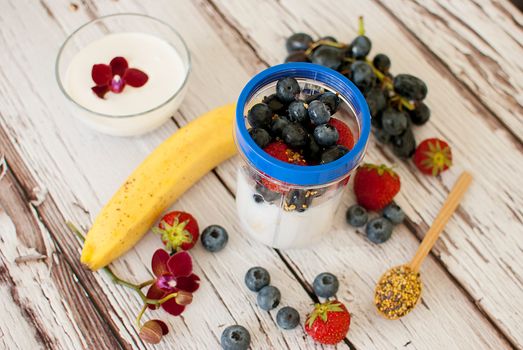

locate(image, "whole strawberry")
[[152, 211, 199, 252], [328, 118, 354, 150], [413, 138, 452, 176], [305, 300, 351, 345], [353, 163, 400, 211]]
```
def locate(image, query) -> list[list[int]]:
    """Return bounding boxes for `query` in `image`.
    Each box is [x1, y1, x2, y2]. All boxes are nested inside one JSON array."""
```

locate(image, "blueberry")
[[253, 194, 263, 203], [285, 51, 309, 63], [382, 108, 409, 136], [313, 124, 339, 147], [270, 115, 290, 137], [346, 204, 368, 227], [408, 102, 430, 125], [366, 217, 393, 244], [245, 266, 270, 292], [305, 134, 321, 161], [262, 94, 287, 115], [320, 145, 349, 164], [372, 53, 391, 73], [308, 100, 331, 125], [288, 100, 308, 123], [350, 61, 375, 94], [285, 189, 312, 212], [391, 128, 416, 158], [318, 92, 340, 114], [310, 45, 344, 70], [201, 225, 229, 252], [221, 325, 251, 350], [365, 88, 387, 118], [248, 103, 272, 129], [373, 128, 391, 144], [248, 128, 271, 148], [286, 33, 313, 53], [257, 285, 281, 310], [276, 307, 300, 330], [276, 77, 300, 103], [282, 123, 308, 148], [350, 35, 372, 59], [383, 203, 405, 224], [313, 272, 339, 298], [255, 183, 281, 203], [393, 74, 428, 101]]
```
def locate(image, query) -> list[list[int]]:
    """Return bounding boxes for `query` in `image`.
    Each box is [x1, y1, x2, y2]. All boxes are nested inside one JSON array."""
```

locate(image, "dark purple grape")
[[285, 51, 309, 63], [310, 46, 344, 70], [374, 128, 391, 144], [372, 53, 391, 73], [391, 128, 416, 158], [350, 35, 372, 59], [381, 108, 409, 136], [365, 88, 387, 117], [393, 74, 428, 101], [286, 33, 313, 53], [408, 102, 431, 125], [350, 61, 375, 93]]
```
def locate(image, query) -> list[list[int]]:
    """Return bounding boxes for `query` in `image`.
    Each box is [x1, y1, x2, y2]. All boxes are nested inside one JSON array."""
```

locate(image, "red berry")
[[329, 118, 354, 150], [153, 211, 199, 251], [413, 138, 452, 176], [262, 141, 306, 192], [353, 163, 400, 211], [305, 300, 351, 345]]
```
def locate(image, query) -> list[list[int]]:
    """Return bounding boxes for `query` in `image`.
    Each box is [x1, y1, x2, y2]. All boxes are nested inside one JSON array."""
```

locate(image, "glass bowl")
[[56, 13, 191, 136]]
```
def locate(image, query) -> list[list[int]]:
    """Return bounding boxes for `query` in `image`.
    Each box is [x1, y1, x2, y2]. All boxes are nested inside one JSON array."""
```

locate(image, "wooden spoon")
[[374, 171, 473, 320]]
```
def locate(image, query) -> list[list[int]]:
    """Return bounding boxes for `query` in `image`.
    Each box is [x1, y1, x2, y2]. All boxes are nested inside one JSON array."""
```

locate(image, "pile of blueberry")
[[284, 17, 430, 159], [346, 203, 405, 243]]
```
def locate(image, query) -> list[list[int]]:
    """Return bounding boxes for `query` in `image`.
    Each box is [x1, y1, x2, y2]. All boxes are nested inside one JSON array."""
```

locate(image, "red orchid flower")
[[91, 56, 148, 98], [146, 249, 200, 316]]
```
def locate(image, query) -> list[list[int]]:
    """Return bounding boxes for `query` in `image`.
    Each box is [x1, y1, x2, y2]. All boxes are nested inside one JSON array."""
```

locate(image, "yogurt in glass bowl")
[[56, 14, 190, 136], [234, 63, 371, 249]]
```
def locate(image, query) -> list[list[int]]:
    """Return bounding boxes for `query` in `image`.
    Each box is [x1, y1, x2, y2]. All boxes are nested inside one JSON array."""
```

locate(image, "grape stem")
[[358, 16, 365, 36]]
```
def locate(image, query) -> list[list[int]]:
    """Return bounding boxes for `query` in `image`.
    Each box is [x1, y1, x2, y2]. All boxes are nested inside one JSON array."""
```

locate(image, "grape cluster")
[[283, 17, 430, 159]]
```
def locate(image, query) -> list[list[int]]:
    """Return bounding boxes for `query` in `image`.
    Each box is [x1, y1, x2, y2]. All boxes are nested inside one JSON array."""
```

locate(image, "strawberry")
[[152, 211, 199, 252], [262, 141, 306, 192], [413, 138, 452, 176], [328, 118, 354, 150], [353, 163, 400, 211], [305, 300, 351, 345]]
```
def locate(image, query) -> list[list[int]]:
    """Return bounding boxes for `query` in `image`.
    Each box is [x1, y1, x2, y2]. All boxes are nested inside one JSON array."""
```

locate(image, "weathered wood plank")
[[0, 0, 519, 349], [207, 0, 523, 347], [377, 0, 523, 141], [0, 157, 122, 350]]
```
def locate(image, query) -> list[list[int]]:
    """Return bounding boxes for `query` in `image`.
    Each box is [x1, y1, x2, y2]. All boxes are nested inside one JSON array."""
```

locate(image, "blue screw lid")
[[235, 62, 371, 186]]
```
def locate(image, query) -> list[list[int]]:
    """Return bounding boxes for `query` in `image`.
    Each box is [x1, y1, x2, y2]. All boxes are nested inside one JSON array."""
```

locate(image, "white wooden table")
[[1, 1, 522, 349]]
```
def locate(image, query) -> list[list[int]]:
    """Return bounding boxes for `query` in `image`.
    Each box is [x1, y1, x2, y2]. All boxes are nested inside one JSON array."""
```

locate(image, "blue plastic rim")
[[235, 62, 371, 186]]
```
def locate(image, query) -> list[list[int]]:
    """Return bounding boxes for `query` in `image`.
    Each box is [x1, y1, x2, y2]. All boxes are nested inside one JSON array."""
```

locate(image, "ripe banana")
[[81, 104, 237, 270]]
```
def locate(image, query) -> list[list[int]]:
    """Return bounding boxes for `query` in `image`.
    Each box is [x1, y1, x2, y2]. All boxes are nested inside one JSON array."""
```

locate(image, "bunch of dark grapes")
[[283, 17, 430, 159]]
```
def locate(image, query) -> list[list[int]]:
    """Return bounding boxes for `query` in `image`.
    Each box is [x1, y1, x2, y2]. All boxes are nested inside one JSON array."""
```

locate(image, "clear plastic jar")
[[234, 63, 371, 249]]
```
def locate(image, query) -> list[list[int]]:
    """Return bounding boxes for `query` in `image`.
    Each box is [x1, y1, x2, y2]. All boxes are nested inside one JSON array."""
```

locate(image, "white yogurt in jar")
[[65, 32, 188, 136], [236, 170, 344, 249]]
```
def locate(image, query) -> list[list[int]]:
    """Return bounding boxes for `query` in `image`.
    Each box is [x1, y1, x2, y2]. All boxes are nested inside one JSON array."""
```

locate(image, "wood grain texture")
[[0, 0, 521, 349], [377, 0, 523, 141], [208, 0, 523, 347]]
